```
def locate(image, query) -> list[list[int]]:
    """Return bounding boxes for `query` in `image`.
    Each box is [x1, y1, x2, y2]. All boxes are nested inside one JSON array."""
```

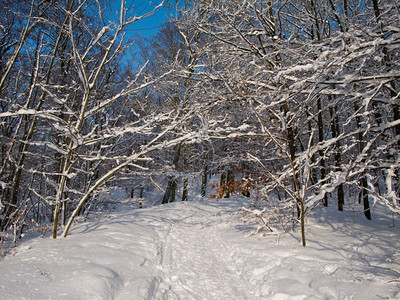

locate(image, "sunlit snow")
[[0, 187, 399, 299]]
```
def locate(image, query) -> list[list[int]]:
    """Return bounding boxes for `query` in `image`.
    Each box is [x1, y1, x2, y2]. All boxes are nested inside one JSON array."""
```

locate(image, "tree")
[[1, 0, 193, 238], [175, 0, 400, 246]]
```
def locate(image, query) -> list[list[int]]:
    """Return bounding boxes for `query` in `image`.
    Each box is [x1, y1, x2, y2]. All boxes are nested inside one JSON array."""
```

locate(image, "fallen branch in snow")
[[241, 207, 273, 234]]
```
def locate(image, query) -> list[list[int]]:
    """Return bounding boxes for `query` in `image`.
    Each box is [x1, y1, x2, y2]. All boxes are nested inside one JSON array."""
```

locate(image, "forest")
[[0, 0, 399, 248]]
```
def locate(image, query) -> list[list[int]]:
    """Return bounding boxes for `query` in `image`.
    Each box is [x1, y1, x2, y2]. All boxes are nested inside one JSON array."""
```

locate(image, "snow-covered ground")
[[0, 190, 399, 299]]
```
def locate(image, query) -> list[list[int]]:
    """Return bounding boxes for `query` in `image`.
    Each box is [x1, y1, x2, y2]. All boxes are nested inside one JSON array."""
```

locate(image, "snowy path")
[[147, 203, 252, 299], [0, 197, 399, 299]]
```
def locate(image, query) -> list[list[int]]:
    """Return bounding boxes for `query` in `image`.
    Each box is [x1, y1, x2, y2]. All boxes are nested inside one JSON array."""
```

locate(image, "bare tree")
[[175, 0, 400, 246]]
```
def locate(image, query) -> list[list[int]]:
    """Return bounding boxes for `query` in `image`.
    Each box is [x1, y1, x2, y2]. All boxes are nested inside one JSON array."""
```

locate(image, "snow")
[[0, 192, 399, 299]]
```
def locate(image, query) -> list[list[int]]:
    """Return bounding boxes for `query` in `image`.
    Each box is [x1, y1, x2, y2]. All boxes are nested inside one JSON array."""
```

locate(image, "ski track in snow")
[[0, 196, 399, 299]]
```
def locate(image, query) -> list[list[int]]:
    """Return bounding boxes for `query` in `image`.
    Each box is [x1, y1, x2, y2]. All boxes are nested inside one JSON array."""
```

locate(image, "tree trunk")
[[362, 177, 371, 220], [182, 178, 188, 202], [201, 164, 207, 197], [182, 144, 190, 202], [162, 143, 182, 204], [283, 103, 300, 218], [317, 98, 328, 206], [220, 170, 226, 198], [139, 186, 144, 199], [354, 101, 371, 220], [162, 179, 172, 204], [329, 104, 345, 211], [224, 169, 234, 198], [201, 152, 208, 197]]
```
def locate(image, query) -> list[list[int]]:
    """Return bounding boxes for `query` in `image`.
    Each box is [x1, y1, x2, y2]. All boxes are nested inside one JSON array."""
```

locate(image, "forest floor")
[[0, 188, 399, 299]]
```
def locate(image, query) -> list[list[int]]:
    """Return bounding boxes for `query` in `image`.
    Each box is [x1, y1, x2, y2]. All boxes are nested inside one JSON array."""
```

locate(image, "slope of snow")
[[0, 193, 399, 299]]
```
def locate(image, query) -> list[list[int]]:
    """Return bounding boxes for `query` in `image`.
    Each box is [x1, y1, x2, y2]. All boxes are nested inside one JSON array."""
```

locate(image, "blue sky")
[[106, 1, 181, 67], [123, 0, 179, 38]]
